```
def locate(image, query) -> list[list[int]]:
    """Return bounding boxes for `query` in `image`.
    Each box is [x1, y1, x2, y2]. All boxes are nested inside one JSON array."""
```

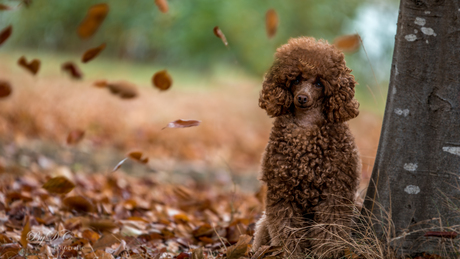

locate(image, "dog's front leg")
[[253, 212, 270, 251], [263, 202, 308, 258]]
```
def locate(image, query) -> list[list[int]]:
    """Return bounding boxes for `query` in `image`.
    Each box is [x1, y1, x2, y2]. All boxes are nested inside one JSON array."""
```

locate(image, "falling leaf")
[[107, 81, 138, 99], [155, 0, 168, 13], [67, 129, 85, 145], [213, 26, 228, 46], [226, 235, 251, 259], [0, 80, 12, 98], [18, 56, 40, 75], [152, 70, 172, 91], [63, 195, 94, 213], [20, 215, 31, 249], [113, 158, 128, 172], [42, 176, 75, 194], [19, 0, 33, 8], [128, 151, 149, 164], [0, 4, 11, 11], [93, 79, 108, 87], [62, 62, 83, 79], [265, 9, 278, 39], [0, 25, 12, 46], [334, 34, 361, 53], [82, 43, 106, 63], [77, 3, 109, 39], [162, 119, 201, 130]]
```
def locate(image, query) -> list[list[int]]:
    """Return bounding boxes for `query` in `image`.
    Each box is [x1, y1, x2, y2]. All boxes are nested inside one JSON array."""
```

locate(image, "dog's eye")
[[315, 80, 323, 88], [292, 79, 301, 85]]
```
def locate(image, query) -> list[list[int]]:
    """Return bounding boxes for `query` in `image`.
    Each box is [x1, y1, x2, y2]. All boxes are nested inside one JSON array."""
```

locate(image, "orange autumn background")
[[0, 0, 398, 258]]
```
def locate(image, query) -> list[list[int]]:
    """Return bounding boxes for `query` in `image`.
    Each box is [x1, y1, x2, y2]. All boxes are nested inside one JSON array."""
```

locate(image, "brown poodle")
[[253, 37, 361, 258]]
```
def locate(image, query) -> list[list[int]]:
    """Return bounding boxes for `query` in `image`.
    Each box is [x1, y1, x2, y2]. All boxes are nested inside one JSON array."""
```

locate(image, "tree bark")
[[363, 0, 460, 256]]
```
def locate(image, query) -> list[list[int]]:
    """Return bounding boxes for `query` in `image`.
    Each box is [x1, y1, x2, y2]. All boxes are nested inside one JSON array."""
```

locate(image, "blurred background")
[[0, 0, 399, 192]]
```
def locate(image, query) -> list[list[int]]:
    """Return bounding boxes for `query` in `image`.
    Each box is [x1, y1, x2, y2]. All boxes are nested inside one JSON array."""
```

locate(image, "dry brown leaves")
[[0, 169, 268, 259], [67, 129, 85, 145], [0, 25, 12, 46], [213, 26, 228, 46], [0, 80, 12, 98], [163, 119, 201, 130], [265, 9, 278, 39], [0, 4, 12, 10], [78, 3, 109, 39], [42, 176, 76, 194], [82, 43, 106, 63], [334, 34, 361, 53], [152, 70, 173, 91], [106, 80, 138, 99], [18, 56, 40, 75], [62, 62, 84, 79], [155, 0, 169, 13], [127, 151, 149, 164]]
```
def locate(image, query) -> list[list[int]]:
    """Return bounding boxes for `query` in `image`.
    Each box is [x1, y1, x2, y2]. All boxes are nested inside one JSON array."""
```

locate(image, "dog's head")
[[259, 37, 359, 123]]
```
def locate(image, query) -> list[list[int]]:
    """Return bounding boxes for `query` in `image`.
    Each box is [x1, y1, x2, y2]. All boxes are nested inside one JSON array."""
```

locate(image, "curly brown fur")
[[253, 37, 361, 258]]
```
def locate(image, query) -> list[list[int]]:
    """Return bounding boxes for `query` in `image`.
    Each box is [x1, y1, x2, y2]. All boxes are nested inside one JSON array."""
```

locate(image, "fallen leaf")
[[18, 56, 40, 75], [82, 229, 100, 245], [63, 195, 95, 213], [42, 176, 76, 194], [78, 3, 109, 39], [344, 248, 360, 259], [155, 0, 168, 13], [162, 119, 201, 130], [152, 70, 172, 91], [92, 233, 122, 250], [0, 243, 21, 258], [62, 62, 83, 79], [82, 43, 106, 63], [0, 80, 12, 98], [0, 234, 12, 244], [128, 151, 149, 164], [86, 249, 114, 259], [107, 81, 138, 99], [0, 25, 12, 46], [424, 231, 458, 239], [20, 215, 31, 248], [67, 129, 85, 145], [86, 219, 119, 233], [177, 252, 191, 259], [93, 79, 108, 87], [265, 9, 278, 39], [333, 34, 361, 53], [227, 234, 251, 259], [192, 224, 213, 238], [213, 26, 228, 46]]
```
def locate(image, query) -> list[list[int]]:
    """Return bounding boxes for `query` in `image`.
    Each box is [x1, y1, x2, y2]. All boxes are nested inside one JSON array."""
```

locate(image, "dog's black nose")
[[297, 95, 308, 104]]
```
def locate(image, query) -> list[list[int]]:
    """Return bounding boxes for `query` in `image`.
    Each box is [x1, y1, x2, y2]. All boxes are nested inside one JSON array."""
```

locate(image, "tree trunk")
[[363, 0, 460, 256]]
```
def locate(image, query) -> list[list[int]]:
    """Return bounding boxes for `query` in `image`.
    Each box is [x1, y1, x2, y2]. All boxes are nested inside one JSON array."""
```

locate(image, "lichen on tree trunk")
[[364, 0, 460, 256]]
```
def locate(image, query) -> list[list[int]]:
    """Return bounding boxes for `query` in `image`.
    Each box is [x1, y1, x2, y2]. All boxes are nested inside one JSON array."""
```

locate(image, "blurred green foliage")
[[0, 0, 399, 102], [1, 0, 361, 73]]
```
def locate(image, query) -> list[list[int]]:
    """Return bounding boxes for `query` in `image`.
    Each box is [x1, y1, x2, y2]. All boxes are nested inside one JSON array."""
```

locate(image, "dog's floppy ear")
[[259, 66, 293, 117], [323, 73, 359, 123]]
